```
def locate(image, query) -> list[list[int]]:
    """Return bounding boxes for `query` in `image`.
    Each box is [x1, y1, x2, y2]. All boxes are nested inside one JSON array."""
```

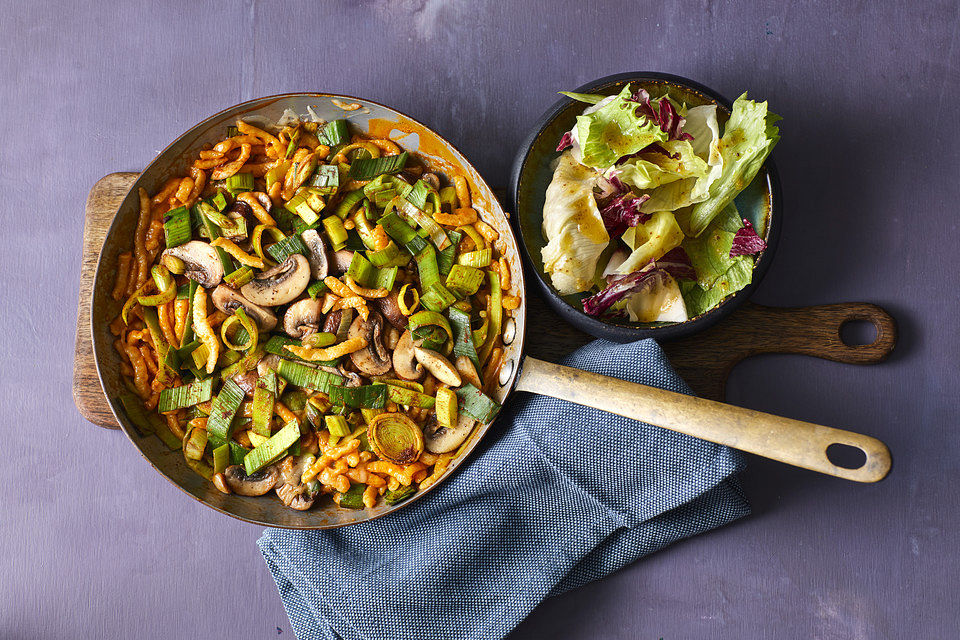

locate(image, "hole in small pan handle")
[[826, 443, 868, 469], [839, 319, 879, 348]]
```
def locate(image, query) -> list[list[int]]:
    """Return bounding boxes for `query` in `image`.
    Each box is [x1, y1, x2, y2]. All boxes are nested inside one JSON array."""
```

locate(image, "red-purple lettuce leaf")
[[628, 89, 693, 143], [584, 250, 694, 317], [598, 192, 651, 239], [729, 219, 766, 257], [556, 131, 574, 152], [657, 247, 697, 281]]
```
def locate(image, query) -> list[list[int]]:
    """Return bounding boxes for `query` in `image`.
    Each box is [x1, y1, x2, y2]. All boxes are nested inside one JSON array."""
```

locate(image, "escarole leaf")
[[616, 211, 685, 274], [613, 139, 709, 191], [559, 91, 606, 104], [575, 84, 668, 170], [687, 93, 781, 236], [682, 202, 746, 288], [679, 202, 755, 316]]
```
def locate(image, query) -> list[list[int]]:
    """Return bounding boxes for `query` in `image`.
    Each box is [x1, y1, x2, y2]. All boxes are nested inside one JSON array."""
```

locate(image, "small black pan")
[[509, 72, 782, 342]]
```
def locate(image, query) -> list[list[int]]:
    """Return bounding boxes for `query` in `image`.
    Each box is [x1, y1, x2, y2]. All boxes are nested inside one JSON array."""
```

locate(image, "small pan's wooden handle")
[[738, 302, 897, 364], [515, 356, 892, 483]]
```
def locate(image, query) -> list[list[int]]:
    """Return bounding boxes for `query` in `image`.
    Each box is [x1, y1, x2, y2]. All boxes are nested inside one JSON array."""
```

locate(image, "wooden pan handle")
[[514, 356, 892, 483], [737, 302, 897, 364]]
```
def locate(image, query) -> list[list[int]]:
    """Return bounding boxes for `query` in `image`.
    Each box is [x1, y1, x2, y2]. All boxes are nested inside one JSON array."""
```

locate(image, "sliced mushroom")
[[300, 229, 329, 280], [348, 312, 392, 376], [232, 370, 259, 397], [455, 356, 483, 389], [274, 456, 316, 510], [424, 412, 476, 454], [161, 241, 223, 288], [283, 298, 324, 339], [240, 254, 310, 307], [414, 348, 462, 387], [257, 354, 280, 377], [222, 464, 279, 496], [338, 366, 362, 388], [373, 289, 408, 331], [420, 172, 441, 191], [322, 309, 342, 334], [385, 326, 400, 350], [392, 330, 423, 381], [330, 249, 354, 275], [211, 285, 278, 332], [276, 483, 315, 510]]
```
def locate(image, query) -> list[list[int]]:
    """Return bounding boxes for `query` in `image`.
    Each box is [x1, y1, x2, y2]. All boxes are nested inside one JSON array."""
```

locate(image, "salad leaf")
[[575, 85, 668, 170], [559, 91, 606, 104], [679, 202, 755, 316], [616, 211, 684, 274], [583, 265, 662, 316], [680, 259, 754, 317], [628, 106, 724, 216], [687, 93, 781, 236], [540, 151, 609, 294], [729, 220, 766, 257], [681, 202, 745, 288], [656, 246, 697, 282], [684, 105, 722, 165], [628, 88, 693, 142], [612, 139, 709, 191], [556, 131, 574, 152], [584, 250, 695, 318], [598, 192, 650, 239], [624, 273, 688, 322]]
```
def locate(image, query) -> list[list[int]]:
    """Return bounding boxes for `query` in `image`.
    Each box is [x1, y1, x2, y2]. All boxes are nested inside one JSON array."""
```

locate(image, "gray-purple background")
[[2, 1, 958, 638]]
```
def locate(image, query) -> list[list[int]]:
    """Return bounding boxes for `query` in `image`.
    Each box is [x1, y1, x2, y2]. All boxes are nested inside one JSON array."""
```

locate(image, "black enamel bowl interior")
[[509, 72, 782, 342]]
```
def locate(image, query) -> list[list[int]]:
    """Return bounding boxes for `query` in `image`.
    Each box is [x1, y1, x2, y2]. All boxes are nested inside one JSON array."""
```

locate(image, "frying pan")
[[92, 94, 891, 530]]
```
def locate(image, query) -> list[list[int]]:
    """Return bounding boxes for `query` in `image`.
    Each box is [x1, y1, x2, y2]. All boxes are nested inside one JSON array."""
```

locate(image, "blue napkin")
[[259, 338, 750, 640]]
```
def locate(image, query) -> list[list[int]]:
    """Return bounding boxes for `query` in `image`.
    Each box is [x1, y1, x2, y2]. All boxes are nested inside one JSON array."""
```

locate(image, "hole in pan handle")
[[514, 356, 892, 483]]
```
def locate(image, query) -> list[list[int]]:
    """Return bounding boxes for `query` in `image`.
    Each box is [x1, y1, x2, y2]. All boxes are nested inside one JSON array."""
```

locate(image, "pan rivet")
[[502, 318, 516, 345], [498, 358, 514, 386]]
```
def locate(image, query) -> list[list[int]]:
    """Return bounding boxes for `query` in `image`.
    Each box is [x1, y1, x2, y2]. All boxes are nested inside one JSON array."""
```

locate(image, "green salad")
[[540, 84, 780, 322]]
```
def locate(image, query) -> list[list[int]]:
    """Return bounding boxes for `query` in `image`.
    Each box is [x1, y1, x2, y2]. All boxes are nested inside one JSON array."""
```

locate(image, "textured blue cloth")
[[258, 338, 750, 640]]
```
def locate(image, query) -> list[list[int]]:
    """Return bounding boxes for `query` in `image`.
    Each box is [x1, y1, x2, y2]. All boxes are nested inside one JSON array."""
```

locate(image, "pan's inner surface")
[[514, 76, 778, 334], [91, 94, 526, 528]]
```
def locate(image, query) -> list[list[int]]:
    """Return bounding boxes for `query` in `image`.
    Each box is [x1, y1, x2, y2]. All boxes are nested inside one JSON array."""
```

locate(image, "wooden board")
[[74, 173, 897, 429]]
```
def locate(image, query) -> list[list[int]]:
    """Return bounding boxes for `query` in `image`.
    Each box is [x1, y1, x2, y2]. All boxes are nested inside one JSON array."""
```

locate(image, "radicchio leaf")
[[729, 219, 766, 257], [628, 89, 693, 142], [598, 192, 651, 238], [584, 249, 693, 317], [583, 266, 661, 316], [556, 131, 574, 152], [657, 247, 697, 281]]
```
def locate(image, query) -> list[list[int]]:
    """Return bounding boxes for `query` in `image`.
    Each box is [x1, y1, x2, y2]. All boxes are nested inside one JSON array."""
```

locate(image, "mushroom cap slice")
[[300, 229, 329, 280], [222, 464, 280, 496], [392, 330, 424, 381], [424, 412, 476, 454], [283, 298, 324, 339], [276, 483, 315, 510], [348, 312, 392, 376], [414, 347, 462, 387], [211, 285, 278, 332], [240, 254, 310, 307], [330, 249, 354, 275], [373, 289, 408, 331], [367, 413, 425, 464], [257, 354, 280, 377], [162, 241, 224, 288]]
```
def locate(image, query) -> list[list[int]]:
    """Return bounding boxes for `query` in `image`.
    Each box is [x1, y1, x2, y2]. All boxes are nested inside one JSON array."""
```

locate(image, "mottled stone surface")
[[2, 1, 958, 637]]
